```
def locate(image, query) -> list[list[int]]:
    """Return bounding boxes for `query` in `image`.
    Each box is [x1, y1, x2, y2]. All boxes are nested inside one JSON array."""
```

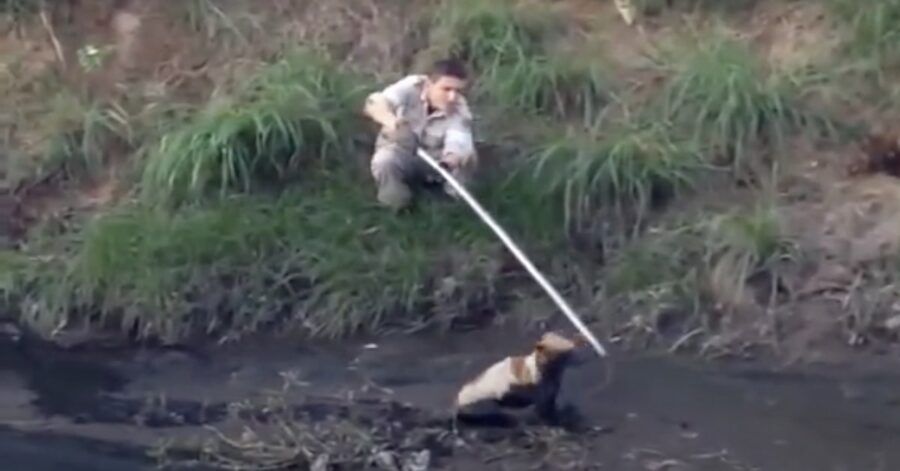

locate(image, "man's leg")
[[370, 142, 422, 211]]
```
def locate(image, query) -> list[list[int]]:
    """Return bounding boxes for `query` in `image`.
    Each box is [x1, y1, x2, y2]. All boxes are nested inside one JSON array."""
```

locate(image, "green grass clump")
[[3, 91, 133, 189], [140, 49, 371, 205], [428, 0, 609, 122], [521, 119, 703, 229], [43, 96, 134, 180], [430, 0, 556, 68], [481, 54, 610, 126], [605, 235, 692, 295], [10, 165, 566, 343], [600, 202, 794, 348], [650, 31, 818, 176], [701, 202, 796, 310], [829, 0, 900, 74]]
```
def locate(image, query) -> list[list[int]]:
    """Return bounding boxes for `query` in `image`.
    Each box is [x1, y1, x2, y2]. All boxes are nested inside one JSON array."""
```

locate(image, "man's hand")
[[440, 152, 466, 172], [387, 117, 417, 150]]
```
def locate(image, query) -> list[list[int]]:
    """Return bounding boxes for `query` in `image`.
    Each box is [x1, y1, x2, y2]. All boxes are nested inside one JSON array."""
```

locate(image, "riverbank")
[[2, 0, 900, 362]]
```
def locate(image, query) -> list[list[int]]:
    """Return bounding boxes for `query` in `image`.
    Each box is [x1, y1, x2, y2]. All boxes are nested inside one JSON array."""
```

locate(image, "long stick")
[[415, 148, 608, 358]]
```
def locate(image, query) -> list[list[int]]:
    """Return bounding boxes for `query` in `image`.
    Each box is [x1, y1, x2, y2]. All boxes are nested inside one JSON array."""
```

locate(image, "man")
[[362, 58, 478, 211]]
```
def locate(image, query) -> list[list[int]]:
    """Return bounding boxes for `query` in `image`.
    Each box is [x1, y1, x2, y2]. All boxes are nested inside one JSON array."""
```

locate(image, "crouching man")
[[362, 58, 478, 211]]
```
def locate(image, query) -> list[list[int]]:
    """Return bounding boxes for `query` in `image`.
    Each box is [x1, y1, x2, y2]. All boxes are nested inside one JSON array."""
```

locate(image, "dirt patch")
[[796, 175, 900, 266], [772, 172, 900, 358], [748, 1, 841, 71]]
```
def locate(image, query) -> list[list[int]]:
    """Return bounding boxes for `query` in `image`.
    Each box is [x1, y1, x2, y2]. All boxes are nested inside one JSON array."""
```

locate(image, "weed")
[[600, 202, 795, 350], [4, 91, 133, 188], [702, 202, 796, 311], [10, 163, 566, 342], [140, 49, 371, 204], [829, 0, 900, 76], [182, 0, 250, 47], [605, 240, 683, 295], [649, 29, 821, 176], [522, 118, 703, 231], [429, 0, 557, 68], [480, 53, 611, 125], [427, 0, 608, 122], [44, 96, 133, 180]]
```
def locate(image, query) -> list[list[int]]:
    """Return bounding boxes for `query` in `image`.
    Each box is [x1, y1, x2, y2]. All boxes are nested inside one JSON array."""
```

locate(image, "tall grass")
[[428, 0, 610, 123], [599, 202, 795, 350], [429, 0, 555, 67], [702, 202, 796, 313], [521, 118, 704, 231], [829, 0, 900, 75], [4, 91, 133, 188], [140, 49, 371, 204], [8, 164, 567, 342], [43, 95, 134, 181], [649, 30, 821, 177]]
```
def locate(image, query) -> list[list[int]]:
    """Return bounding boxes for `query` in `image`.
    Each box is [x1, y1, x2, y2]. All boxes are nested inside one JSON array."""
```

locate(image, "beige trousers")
[[370, 132, 477, 210]]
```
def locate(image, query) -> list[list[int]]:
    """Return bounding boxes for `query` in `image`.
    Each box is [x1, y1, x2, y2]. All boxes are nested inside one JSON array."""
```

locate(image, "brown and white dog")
[[452, 331, 591, 428]]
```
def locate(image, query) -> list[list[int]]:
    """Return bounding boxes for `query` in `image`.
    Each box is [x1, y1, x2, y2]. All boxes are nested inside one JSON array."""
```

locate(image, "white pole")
[[415, 148, 608, 358]]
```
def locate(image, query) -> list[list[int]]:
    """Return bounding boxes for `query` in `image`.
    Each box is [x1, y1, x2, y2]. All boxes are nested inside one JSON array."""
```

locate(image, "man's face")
[[425, 75, 467, 112]]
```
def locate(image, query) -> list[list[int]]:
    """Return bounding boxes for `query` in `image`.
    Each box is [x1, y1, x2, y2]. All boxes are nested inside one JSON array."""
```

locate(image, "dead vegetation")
[[150, 375, 617, 471]]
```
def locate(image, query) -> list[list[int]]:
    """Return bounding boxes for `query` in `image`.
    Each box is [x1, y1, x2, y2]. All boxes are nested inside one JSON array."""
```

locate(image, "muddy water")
[[1, 326, 899, 470]]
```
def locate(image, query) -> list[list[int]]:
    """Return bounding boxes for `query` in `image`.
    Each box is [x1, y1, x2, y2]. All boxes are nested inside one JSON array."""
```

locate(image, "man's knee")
[[371, 147, 414, 209]]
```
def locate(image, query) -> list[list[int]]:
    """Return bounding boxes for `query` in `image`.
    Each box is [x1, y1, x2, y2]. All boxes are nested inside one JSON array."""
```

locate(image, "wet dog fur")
[[452, 331, 592, 429]]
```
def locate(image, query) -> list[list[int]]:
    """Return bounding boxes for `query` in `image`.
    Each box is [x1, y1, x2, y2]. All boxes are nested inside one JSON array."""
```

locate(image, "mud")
[[1, 326, 899, 470]]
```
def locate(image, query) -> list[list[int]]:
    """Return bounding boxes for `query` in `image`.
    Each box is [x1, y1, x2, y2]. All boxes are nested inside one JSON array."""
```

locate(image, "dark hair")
[[428, 58, 468, 81]]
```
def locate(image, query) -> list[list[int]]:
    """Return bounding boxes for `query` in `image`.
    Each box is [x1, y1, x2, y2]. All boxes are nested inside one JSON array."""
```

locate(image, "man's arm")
[[363, 75, 422, 131]]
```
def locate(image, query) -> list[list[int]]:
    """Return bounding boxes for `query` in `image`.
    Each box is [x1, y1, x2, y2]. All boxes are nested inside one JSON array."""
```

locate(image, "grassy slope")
[[1, 0, 900, 356]]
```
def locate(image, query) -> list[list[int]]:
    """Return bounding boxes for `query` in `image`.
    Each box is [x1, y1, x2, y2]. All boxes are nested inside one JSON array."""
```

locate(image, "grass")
[[0, 34, 579, 344], [480, 54, 612, 126], [2, 0, 896, 356], [429, 0, 557, 68], [828, 0, 900, 76], [648, 29, 825, 177], [139, 48, 371, 205], [2, 90, 134, 189], [605, 234, 693, 296], [428, 0, 611, 123], [703, 203, 795, 306], [599, 201, 795, 351], [7, 164, 568, 342], [41, 95, 134, 180], [521, 118, 704, 231]]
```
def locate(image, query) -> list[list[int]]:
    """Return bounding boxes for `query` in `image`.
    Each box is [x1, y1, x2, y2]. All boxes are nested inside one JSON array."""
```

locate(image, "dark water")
[[1, 328, 899, 470]]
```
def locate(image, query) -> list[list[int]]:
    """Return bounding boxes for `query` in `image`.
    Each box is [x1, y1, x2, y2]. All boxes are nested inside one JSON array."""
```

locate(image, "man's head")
[[424, 58, 468, 112]]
